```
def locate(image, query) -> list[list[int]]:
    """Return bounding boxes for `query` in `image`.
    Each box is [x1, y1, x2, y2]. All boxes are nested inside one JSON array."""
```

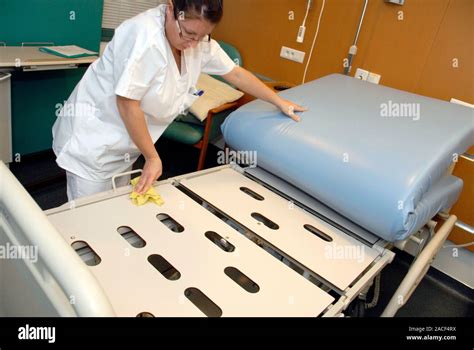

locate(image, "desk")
[[0, 47, 98, 162], [0, 47, 97, 70]]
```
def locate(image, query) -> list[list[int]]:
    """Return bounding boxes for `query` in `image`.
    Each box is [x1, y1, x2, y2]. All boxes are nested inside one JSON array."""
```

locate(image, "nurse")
[[53, 0, 305, 201]]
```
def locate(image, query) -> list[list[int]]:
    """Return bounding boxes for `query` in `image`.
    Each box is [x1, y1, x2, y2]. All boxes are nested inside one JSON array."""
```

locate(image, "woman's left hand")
[[276, 98, 307, 122]]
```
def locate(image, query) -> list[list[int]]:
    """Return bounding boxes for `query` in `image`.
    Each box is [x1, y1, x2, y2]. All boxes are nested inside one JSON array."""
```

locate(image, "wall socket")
[[280, 46, 306, 63], [368, 72, 381, 84], [355, 68, 369, 81], [355, 68, 381, 84]]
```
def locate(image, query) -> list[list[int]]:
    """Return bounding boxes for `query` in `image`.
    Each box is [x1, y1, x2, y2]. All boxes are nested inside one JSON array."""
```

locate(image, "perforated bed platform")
[[47, 173, 336, 317], [180, 167, 382, 291]]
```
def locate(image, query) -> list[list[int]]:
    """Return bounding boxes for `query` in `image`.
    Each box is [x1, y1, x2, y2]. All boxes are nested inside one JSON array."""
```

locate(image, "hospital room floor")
[[9, 139, 474, 318]]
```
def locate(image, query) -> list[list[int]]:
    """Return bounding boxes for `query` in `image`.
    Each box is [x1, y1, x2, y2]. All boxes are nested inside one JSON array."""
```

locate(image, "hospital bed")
[[0, 74, 472, 317]]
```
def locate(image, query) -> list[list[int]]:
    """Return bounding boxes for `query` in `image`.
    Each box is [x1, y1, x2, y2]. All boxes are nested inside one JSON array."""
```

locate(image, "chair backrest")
[[213, 41, 242, 84], [218, 41, 243, 67]]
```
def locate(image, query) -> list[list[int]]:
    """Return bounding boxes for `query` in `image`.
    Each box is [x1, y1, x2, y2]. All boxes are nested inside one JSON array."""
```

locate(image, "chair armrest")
[[209, 101, 239, 115]]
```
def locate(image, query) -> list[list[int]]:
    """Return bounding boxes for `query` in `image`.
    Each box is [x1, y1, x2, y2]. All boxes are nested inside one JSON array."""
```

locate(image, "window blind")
[[102, 0, 167, 29]]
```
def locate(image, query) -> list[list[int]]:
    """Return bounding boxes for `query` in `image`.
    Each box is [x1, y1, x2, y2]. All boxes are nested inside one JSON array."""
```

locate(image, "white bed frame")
[[0, 162, 457, 317]]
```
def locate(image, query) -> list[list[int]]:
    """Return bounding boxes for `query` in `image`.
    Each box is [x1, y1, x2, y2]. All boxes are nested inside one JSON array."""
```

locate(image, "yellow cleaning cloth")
[[130, 177, 164, 206]]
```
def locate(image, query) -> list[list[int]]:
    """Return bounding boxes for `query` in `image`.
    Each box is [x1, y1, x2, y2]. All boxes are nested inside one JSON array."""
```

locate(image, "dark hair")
[[172, 0, 223, 24]]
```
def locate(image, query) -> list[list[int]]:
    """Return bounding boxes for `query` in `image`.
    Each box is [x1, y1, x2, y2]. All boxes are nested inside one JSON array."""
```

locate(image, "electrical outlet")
[[355, 68, 381, 84], [367, 72, 381, 84], [355, 68, 369, 81], [280, 46, 306, 63]]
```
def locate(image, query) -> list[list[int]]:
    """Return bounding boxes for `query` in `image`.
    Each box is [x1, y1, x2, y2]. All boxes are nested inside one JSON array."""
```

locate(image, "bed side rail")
[[0, 162, 115, 316], [381, 215, 457, 317]]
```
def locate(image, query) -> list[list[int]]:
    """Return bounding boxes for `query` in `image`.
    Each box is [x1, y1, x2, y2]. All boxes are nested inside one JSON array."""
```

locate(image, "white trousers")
[[66, 167, 132, 201]]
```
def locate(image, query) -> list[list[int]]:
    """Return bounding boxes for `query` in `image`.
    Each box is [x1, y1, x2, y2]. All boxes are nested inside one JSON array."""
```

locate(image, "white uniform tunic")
[[52, 5, 235, 181]]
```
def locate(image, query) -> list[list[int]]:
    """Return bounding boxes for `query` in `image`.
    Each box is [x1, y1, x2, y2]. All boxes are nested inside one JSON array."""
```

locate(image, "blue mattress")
[[222, 74, 474, 242]]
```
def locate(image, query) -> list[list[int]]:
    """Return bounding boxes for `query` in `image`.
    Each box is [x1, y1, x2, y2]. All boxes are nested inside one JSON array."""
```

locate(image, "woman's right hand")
[[134, 156, 163, 194]]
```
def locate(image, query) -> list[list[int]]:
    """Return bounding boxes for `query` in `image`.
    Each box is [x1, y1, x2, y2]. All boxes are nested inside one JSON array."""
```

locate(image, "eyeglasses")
[[176, 19, 211, 43]]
